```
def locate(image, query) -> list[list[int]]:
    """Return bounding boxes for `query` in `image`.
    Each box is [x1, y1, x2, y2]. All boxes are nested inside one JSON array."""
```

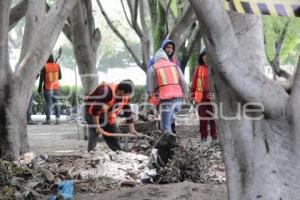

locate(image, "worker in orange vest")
[[147, 48, 187, 134], [84, 80, 139, 152], [38, 55, 62, 125], [147, 48, 187, 167], [190, 49, 217, 142]]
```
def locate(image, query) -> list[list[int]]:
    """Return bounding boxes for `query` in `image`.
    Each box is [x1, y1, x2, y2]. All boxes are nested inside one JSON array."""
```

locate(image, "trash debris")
[[50, 181, 73, 200]]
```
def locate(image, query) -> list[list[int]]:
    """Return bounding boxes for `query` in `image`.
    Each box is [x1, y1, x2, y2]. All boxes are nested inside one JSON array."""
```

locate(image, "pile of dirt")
[[38, 145, 151, 193], [156, 141, 225, 185]]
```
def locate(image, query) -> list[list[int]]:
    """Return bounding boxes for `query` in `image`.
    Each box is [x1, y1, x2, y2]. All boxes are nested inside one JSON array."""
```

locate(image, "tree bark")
[[190, 0, 300, 199], [0, 0, 77, 161], [9, 0, 26, 31], [266, 20, 292, 80], [70, 0, 100, 95]]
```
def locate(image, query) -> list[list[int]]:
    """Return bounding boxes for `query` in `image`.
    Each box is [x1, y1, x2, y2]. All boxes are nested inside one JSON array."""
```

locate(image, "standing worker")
[[146, 38, 183, 133], [147, 48, 187, 167], [84, 80, 139, 152], [190, 49, 218, 142], [38, 55, 62, 125], [148, 48, 187, 134]]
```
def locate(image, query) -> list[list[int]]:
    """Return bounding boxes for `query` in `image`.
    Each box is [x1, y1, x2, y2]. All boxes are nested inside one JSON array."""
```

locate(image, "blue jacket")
[[146, 39, 182, 94]]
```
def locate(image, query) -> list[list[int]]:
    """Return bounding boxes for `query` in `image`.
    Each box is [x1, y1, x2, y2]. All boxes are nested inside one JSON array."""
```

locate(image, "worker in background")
[[190, 49, 218, 142], [84, 80, 139, 152], [38, 55, 62, 125]]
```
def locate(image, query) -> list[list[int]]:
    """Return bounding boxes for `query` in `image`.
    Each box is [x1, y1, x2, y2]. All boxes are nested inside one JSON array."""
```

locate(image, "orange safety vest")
[[87, 83, 129, 125], [149, 58, 178, 106], [150, 60, 182, 104], [44, 63, 59, 90], [194, 65, 206, 103]]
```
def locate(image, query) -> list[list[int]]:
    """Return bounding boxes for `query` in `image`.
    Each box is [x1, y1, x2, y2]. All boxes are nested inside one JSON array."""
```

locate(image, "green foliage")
[[131, 85, 146, 104], [263, 16, 300, 66]]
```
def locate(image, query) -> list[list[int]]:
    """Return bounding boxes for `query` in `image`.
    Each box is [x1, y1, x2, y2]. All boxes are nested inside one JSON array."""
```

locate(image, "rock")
[[18, 152, 36, 167]]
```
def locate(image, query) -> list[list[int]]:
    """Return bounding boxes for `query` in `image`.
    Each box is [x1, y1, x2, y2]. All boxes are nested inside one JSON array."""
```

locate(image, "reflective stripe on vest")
[[153, 60, 183, 100], [45, 63, 59, 90], [195, 65, 205, 103]]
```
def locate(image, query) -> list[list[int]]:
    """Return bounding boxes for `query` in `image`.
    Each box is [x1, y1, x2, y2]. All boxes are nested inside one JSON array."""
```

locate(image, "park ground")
[[24, 118, 227, 200]]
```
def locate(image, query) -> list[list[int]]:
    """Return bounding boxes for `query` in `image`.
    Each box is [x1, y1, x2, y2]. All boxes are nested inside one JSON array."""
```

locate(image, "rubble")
[[0, 122, 226, 198], [156, 141, 225, 185]]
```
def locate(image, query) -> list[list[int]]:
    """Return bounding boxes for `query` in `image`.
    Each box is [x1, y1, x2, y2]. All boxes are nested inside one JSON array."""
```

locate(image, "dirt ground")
[[75, 181, 226, 200], [27, 121, 227, 200]]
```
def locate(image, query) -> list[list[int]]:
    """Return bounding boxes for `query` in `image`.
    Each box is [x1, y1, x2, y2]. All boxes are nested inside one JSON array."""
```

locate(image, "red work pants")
[[197, 94, 217, 140]]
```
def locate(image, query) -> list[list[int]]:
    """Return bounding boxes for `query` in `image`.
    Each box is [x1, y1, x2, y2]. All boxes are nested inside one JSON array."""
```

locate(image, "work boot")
[[42, 118, 51, 125]]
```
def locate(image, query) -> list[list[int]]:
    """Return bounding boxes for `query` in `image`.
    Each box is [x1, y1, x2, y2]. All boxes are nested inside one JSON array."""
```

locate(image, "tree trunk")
[[0, 0, 77, 161], [213, 13, 296, 200], [190, 0, 300, 199], [70, 0, 100, 95]]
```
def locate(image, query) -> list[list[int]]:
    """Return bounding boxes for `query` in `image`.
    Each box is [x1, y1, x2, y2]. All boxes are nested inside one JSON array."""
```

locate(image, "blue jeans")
[[44, 90, 60, 119], [159, 98, 182, 134]]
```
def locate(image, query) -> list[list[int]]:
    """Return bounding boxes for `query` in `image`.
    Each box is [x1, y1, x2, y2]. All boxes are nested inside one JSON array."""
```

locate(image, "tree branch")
[[189, 0, 288, 118], [127, 0, 143, 37], [121, 0, 133, 28], [18, 0, 46, 65], [269, 20, 291, 80], [169, 3, 197, 50], [70, 0, 99, 94], [96, 0, 143, 69], [139, 0, 151, 72], [180, 24, 201, 69], [148, 0, 157, 34], [0, 0, 13, 76], [9, 0, 26, 31]]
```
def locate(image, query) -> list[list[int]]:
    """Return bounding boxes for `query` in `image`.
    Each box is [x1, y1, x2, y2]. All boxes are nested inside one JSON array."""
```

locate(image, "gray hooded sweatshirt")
[[147, 48, 188, 99]]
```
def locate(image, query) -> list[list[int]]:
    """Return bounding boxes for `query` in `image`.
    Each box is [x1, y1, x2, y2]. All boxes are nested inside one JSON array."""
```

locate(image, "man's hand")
[[96, 127, 112, 137]]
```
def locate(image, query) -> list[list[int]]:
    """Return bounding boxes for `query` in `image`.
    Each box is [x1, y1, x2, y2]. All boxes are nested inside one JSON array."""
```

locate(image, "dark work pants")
[[197, 97, 217, 140], [85, 110, 122, 152], [44, 90, 60, 119]]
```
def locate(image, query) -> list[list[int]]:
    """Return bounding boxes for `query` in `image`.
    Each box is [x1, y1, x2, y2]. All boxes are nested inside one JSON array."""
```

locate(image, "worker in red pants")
[[190, 49, 217, 142]]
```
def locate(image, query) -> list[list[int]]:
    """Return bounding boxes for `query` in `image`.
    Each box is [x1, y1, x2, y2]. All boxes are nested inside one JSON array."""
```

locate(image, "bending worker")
[[84, 80, 139, 152]]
